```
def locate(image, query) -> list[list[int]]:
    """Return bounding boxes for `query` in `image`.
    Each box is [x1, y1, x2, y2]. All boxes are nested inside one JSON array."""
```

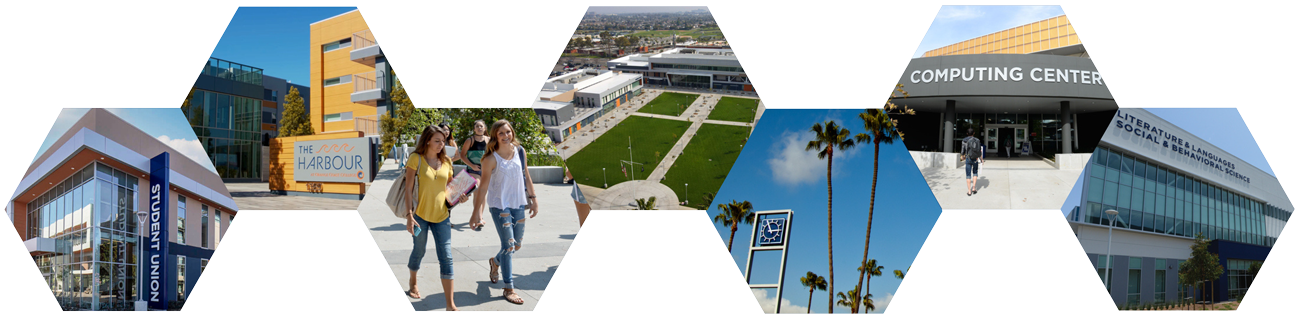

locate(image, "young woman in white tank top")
[[470, 120, 537, 305]]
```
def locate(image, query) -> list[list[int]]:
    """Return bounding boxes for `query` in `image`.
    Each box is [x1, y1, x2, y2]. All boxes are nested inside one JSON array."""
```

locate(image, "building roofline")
[[309, 8, 360, 25]]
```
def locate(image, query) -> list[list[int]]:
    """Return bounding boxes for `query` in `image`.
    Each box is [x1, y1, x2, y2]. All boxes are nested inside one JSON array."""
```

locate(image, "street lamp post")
[[134, 210, 148, 311], [628, 136, 635, 181], [603, 168, 608, 188], [684, 183, 689, 206], [1104, 209, 1119, 299]]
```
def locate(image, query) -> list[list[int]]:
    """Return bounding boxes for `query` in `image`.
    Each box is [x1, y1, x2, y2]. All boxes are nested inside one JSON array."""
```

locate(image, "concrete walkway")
[[921, 157, 1083, 209], [225, 182, 362, 210], [359, 162, 581, 311]]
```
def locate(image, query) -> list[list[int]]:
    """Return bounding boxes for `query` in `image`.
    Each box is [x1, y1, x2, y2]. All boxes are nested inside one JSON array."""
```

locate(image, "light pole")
[[134, 210, 148, 311], [603, 168, 608, 188], [1103, 209, 1119, 297], [628, 136, 635, 181], [684, 183, 689, 206]]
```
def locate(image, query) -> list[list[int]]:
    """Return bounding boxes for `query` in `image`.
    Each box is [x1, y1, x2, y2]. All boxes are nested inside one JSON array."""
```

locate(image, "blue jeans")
[[409, 214, 453, 279], [965, 158, 980, 179], [489, 205, 527, 289]]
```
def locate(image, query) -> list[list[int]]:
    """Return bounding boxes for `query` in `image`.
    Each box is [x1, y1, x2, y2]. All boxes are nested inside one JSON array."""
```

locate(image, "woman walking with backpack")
[[402, 125, 460, 310], [470, 119, 539, 305]]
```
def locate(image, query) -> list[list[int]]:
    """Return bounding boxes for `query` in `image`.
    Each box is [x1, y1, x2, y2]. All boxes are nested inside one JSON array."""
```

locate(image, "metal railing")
[[353, 70, 383, 92], [352, 29, 377, 50], [355, 115, 380, 136]]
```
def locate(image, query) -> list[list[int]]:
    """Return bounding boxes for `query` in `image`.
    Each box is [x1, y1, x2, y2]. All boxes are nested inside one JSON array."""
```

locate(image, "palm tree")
[[699, 191, 716, 210], [805, 120, 856, 313], [854, 259, 883, 313], [863, 293, 876, 313], [635, 196, 657, 210], [799, 271, 827, 314], [835, 286, 862, 313], [894, 266, 910, 279], [712, 200, 755, 252], [851, 109, 903, 314]]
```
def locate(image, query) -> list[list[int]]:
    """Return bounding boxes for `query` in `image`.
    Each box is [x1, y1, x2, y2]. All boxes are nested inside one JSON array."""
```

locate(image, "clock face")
[[758, 218, 786, 245]]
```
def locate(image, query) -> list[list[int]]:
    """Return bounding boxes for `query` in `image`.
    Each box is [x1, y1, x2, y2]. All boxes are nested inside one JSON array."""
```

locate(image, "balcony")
[[351, 70, 387, 104], [350, 29, 382, 64], [355, 114, 380, 136]]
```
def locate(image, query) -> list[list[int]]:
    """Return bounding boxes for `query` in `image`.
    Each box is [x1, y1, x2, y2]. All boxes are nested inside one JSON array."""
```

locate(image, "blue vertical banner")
[[148, 152, 171, 309]]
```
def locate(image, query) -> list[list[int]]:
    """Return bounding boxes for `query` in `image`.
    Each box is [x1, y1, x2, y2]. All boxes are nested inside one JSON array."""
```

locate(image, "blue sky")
[[912, 5, 1066, 58], [35, 109, 216, 173], [208, 7, 357, 84], [707, 109, 941, 313], [1061, 108, 1276, 215]]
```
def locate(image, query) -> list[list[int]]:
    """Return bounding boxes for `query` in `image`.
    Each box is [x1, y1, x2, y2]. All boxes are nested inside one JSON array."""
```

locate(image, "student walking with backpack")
[[470, 119, 539, 305], [961, 128, 984, 196]]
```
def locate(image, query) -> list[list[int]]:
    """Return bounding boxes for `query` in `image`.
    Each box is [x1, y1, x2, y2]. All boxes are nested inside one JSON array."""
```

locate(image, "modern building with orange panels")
[[922, 15, 1085, 58], [6, 109, 238, 311], [895, 14, 1115, 166], [309, 9, 388, 137]]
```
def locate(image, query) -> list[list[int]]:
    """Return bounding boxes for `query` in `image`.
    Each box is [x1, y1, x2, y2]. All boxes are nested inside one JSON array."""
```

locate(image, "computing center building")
[[1067, 108, 1292, 306], [6, 109, 239, 310], [894, 15, 1116, 167]]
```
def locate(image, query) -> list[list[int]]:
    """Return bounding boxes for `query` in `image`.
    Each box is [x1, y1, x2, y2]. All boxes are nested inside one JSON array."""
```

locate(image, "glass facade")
[[182, 89, 263, 179], [952, 112, 1069, 155], [27, 163, 139, 310], [203, 58, 263, 86], [1226, 259, 1260, 300], [1080, 146, 1291, 246]]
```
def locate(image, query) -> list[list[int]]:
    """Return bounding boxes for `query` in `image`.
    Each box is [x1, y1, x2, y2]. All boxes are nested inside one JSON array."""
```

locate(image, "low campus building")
[[1067, 108, 1292, 305], [533, 69, 643, 143], [6, 109, 238, 310]]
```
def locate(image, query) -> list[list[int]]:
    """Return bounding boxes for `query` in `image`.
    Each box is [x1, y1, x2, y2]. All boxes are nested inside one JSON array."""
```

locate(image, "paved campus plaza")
[[358, 162, 581, 311], [560, 88, 763, 210], [921, 157, 1083, 210], [226, 182, 362, 210]]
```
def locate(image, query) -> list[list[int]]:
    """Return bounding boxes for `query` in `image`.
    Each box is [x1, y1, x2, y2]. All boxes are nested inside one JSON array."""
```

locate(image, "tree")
[[862, 293, 876, 313], [441, 108, 552, 161], [279, 86, 313, 137], [850, 108, 905, 314], [380, 78, 417, 159], [1178, 233, 1224, 310], [1242, 261, 1262, 301], [835, 286, 862, 313], [805, 120, 856, 313], [894, 266, 910, 280], [855, 259, 884, 313], [698, 191, 716, 210], [635, 196, 657, 210], [712, 200, 754, 252], [799, 271, 827, 314]]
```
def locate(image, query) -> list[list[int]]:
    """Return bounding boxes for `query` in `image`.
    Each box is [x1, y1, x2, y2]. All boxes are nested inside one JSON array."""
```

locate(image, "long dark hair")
[[412, 125, 451, 165]]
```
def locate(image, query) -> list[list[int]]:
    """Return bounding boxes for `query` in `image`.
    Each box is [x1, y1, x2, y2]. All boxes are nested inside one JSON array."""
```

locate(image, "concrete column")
[[1061, 101, 1073, 154], [943, 100, 956, 152]]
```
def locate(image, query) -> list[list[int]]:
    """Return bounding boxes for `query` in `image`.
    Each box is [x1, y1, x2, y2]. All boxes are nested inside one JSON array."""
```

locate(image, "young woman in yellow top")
[[402, 125, 458, 310]]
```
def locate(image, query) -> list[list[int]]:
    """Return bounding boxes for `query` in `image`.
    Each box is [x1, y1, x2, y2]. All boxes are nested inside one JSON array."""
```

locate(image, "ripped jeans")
[[489, 205, 527, 290]]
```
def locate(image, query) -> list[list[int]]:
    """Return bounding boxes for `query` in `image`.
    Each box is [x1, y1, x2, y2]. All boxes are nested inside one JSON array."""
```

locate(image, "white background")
[[1, 0, 1298, 317]]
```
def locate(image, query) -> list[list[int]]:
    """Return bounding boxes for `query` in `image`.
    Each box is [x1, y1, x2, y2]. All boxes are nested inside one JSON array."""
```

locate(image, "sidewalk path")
[[226, 182, 362, 210], [359, 162, 581, 311], [921, 157, 1083, 209]]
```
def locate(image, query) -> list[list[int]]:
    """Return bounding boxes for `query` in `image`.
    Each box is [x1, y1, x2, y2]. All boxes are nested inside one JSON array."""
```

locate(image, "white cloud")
[[937, 6, 985, 21], [872, 293, 894, 313], [157, 135, 216, 173], [767, 122, 861, 187], [753, 289, 810, 314]]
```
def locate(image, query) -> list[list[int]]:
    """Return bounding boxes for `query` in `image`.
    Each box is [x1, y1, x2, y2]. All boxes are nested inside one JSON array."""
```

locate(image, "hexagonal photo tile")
[[183, 7, 392, 210], [6, 108, 240, 310], [1060, 108, 1292, 310], [706, 109, 941, 314], [542, 6, 763, 211], [890, 6, 1117, 210]]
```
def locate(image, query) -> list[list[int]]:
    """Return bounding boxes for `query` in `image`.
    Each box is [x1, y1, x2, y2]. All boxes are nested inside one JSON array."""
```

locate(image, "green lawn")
[[565, 116, 692, 188], [706, 97, 760, 123], [661, 123, 751, 209], [630, 28, 725, 39], [639, 92, 699, 117]]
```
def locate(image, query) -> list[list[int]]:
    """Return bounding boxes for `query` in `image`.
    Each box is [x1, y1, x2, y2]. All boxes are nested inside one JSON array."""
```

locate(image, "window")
[[215, 210, 222, 244], [324, 112, 353, 122], [178, 196, 187, 245], [322, 38, 353, 52], [177, 256, 187, 301], [1097, 255, 1113, 291], [1127, 257, 1142, 306], [201, 259, 209, 274], [1154, 259, 1167, 303], [323, 75, 352, 87], [201, 205, 209, 248]]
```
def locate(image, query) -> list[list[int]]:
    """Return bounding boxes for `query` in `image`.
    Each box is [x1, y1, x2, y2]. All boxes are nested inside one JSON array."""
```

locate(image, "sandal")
[[503, 292, 524, 305], [407, 289, 420, 299], [488, 257, 500, 284]]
